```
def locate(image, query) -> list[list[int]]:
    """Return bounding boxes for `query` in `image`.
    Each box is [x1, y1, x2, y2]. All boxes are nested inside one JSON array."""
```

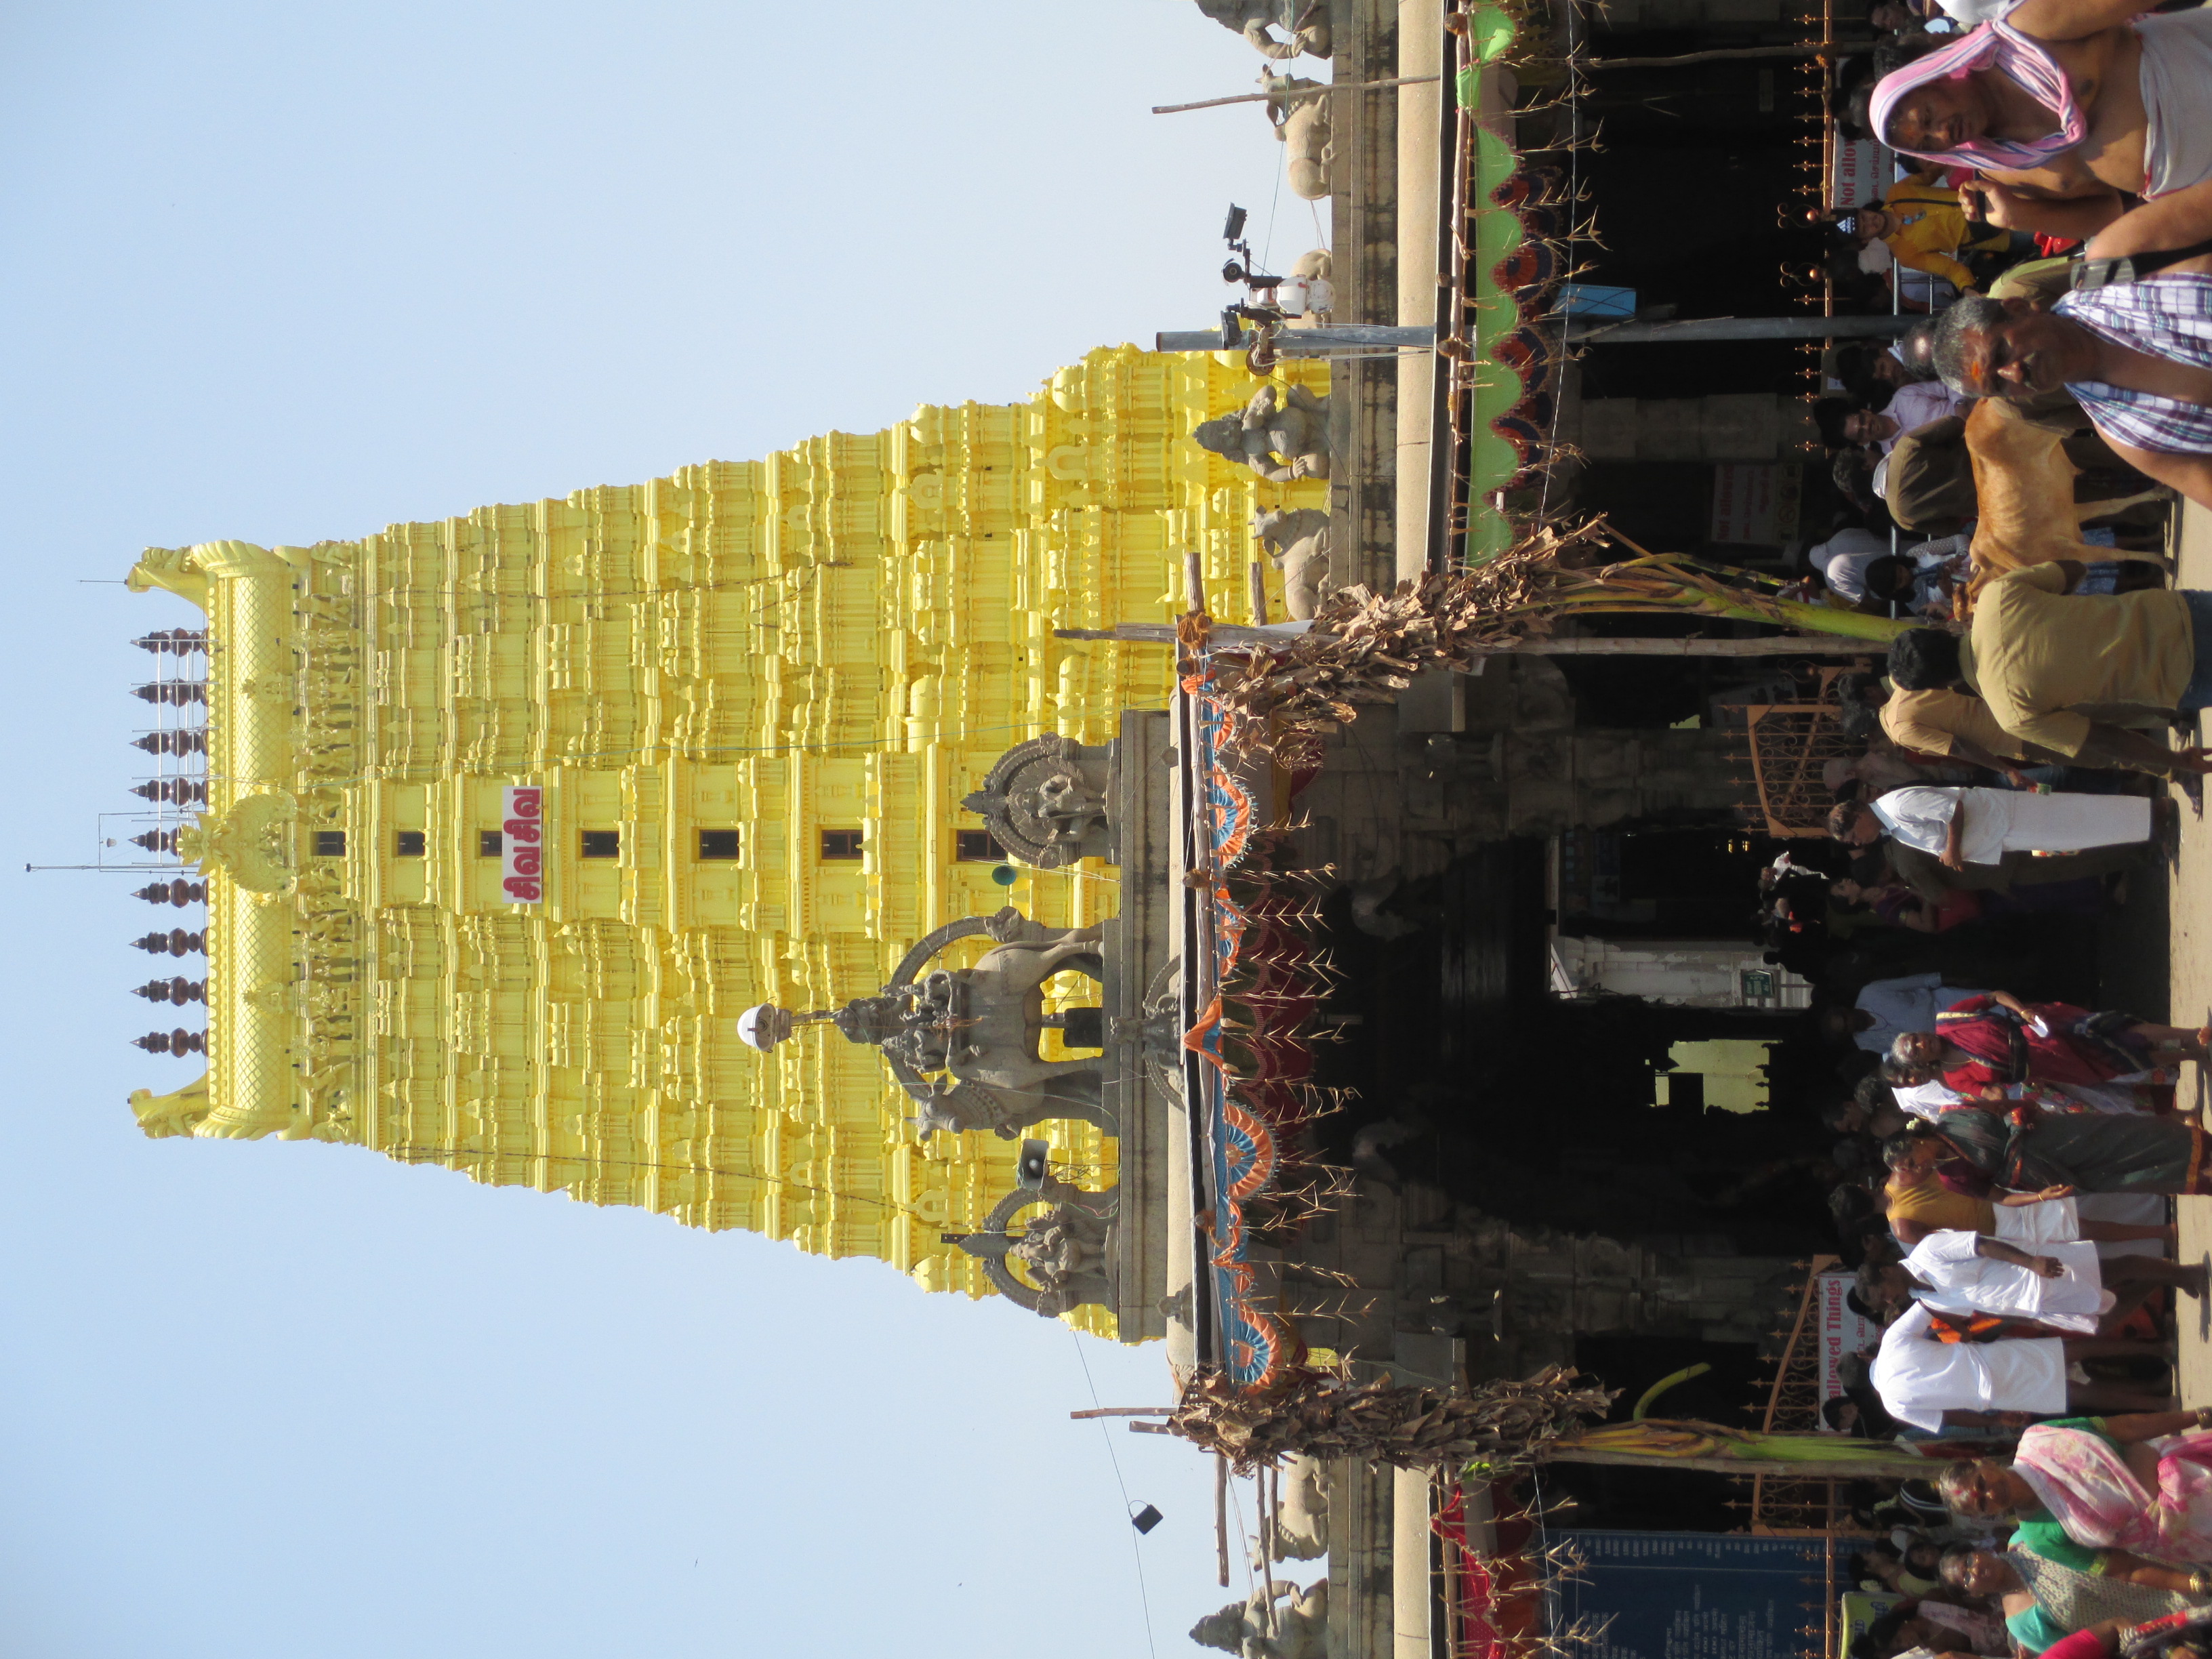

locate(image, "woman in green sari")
[[1940, 1537, 2212, 1653]]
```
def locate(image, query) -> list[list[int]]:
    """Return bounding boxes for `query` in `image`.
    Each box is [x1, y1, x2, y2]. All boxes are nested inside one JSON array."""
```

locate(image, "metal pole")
[[1155, 325, 1437, 354]]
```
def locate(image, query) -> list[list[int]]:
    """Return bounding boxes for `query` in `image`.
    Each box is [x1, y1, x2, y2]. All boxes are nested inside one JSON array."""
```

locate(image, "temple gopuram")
[[122, 344, 1328, 1341]]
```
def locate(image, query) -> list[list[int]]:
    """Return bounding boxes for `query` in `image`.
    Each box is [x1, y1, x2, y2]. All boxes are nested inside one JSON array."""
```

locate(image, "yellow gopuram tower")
[[124, 344, 1328, 1338]]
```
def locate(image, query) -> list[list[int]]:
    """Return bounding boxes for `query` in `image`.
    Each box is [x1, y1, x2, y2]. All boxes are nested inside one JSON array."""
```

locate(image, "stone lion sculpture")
[[1189, 1578, 1329, 1658], [960, 734, 1115, 867], [1195, 0, 1332, 60], [1251, 508, 1334, 620], [1194, 384, 1331, 484]]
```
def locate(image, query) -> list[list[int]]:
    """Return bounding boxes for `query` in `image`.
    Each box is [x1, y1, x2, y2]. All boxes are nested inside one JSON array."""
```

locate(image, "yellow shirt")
[[1960, 565, 2196, 758], [1879, 687, 2030, 762], [1884, 1176, 1994, 1235], [1881, 177, 2012, 293]]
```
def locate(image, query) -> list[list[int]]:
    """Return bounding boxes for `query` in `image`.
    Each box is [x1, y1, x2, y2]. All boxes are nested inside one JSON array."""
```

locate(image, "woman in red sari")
[[1890, 994, 2209, 1099]]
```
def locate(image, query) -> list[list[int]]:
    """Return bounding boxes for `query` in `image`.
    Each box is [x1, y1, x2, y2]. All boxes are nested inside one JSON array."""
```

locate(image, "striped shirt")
[[2057, 273, 2212, 456]]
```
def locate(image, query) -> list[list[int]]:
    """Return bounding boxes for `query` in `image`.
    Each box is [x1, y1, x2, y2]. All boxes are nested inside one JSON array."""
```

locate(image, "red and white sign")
[[501, 785, 544, 903], [1831, 137, 1888, 212], [1815, 1269, 1883, 1429], [1711, 464, 1779, 545]]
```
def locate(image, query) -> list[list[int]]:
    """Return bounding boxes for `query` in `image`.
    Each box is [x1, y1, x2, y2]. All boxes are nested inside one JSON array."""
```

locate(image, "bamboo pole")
[[1152, 74, 1440, 115], [1548, 1446, 1936, 1478], [1248, 560, 1269, 625], [1057, 623, 1882, 655], [1579, 41, 1873, 68], [1216, 1456, 1232, 1588], [1070, 1406, 1175, 1418]]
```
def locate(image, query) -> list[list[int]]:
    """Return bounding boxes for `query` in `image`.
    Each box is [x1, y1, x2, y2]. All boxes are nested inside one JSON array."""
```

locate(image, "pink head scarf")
[[1867, 20, 2087, 172]]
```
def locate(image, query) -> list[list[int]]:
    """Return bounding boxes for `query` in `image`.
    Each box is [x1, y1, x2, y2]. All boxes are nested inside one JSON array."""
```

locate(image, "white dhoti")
[[1993, 1197, 2080, 1244], [1990, 792, 2152, 857], [1871, 1303, 2070, 1429], [2139, 7, 2212, 199], [1905, 1232, 2110, 1332]]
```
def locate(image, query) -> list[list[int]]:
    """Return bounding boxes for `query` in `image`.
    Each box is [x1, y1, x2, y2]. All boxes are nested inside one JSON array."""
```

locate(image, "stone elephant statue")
[[1251, 508, 1334, 620]]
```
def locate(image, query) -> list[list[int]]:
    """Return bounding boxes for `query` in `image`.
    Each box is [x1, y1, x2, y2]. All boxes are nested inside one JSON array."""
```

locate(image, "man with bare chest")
[[1931, 266, 2212, 510], [1864, 0, 2212, 251]]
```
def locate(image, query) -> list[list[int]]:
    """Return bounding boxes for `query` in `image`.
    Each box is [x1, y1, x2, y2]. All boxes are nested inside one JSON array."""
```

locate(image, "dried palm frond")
[[1165, 1362, 1613, 1475]]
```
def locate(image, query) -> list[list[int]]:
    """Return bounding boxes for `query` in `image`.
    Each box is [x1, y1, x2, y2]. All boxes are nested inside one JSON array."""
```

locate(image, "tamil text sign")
[[502, 785, 544, 903], [1816, 1267, 1881, 1428]]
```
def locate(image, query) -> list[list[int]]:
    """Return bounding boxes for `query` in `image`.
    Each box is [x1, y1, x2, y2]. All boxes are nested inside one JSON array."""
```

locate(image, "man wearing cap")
[[1887, 566, 2212, 777]]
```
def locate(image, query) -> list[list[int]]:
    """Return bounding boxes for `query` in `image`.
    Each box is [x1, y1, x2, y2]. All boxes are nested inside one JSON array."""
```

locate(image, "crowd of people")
[[1757, 330, 2212, 1650], [1791, 0, 2212, 621]]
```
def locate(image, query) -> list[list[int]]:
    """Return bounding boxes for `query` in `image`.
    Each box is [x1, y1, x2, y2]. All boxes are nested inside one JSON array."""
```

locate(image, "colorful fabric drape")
[[2016, 1421, 2212, 1564], [2009, 1544, 2200, 1649], [1932, 1107, 2210, 1195], [1936, 998, 2147, 1092], [1870, 22, 2087, 172]]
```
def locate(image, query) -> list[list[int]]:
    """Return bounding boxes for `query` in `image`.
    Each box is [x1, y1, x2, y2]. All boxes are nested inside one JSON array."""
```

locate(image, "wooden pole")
[[1248, 560, 1269, 625], [1069, 1406, 1175, 1418], [1057, 623, 1879, 656], [1184, 551, 1206, 616], [1548, 1447, 1936, 1478], [1216, 1456, 1232, 1588], [1578, 41, 1873, 68], [1152, 74, 1440, 115]]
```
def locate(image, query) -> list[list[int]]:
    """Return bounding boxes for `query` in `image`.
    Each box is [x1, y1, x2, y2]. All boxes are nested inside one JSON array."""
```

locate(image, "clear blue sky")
[[0, 5, 1326, 1655]]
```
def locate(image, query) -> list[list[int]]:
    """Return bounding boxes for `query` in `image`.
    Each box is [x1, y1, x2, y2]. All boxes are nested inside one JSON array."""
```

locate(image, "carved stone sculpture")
[[737, 905, 1113, 1140], [1194, 384, 1332, 484], [950, 1173, 1120, 1317], [129, 1076, 211, 1139], [1254, 1455, 1329, 1561], [176, 790, 297, 895], [1261, 74, 1332, 200], [961, 734, 1115, 867], [1251, 508, 1334, 620], [1189, 1579, 1330, 1658], [1195, 0, 1332, 61]]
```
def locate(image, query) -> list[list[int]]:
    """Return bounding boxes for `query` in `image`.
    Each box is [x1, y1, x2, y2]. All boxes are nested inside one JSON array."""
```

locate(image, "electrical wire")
[[1069, 1326, 1162, 1659]]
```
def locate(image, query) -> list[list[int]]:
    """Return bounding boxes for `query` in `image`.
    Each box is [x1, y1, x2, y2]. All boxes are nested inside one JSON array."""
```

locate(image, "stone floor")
[[2163, 500, 2212, 1405]]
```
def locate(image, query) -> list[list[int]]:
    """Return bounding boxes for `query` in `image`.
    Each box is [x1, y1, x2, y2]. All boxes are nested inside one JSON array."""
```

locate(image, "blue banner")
[[1556, 1531, 1827, 1659]]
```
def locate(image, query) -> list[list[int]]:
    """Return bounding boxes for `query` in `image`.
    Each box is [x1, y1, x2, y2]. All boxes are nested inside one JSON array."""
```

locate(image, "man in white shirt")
[[1868, 1301, 2166, 1430], [1808, 528, 1891, 603], [1895, 1229, 2204, 1330], [1830, 785, 2154, 868], [1845, 380, 1968, 458]]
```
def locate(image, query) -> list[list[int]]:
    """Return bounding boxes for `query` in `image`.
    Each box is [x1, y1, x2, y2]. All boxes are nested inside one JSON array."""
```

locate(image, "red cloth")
[[2039, 1630, 2110, 1659], [1936, 997, 2130, 1092]]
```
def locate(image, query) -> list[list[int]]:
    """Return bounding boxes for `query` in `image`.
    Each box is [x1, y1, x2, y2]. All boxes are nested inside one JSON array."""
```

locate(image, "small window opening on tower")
[[394, 830, 426, 858], [580, 830, 621, 859], [819, 829, 863, 861], [697, 829, 741, 860], [479, 831, 504, 857], [956, 830, 1004, 862], [314, 830, 347, 858]]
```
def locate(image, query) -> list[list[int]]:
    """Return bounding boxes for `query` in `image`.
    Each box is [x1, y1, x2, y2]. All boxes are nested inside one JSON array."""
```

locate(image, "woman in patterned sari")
[[1941, 1413, 2212, 1565], [1941, 1538, 2212, 1653], [1893, 995, 2208, 1099], [1908, 1101, 2212, 1198]]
